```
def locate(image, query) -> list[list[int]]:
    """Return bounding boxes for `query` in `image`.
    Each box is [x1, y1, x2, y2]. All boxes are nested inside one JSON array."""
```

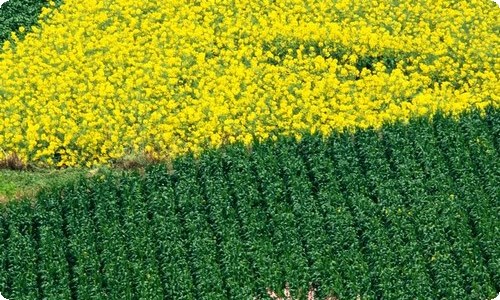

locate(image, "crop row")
[[0, 109, 498, 299]]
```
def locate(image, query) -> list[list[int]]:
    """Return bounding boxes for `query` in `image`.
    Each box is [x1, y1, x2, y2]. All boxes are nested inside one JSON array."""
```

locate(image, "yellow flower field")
[[0, 0, 498, 167]]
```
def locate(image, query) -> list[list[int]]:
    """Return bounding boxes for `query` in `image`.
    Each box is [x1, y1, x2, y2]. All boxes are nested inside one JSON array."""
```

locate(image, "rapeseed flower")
[[0, 0, 498, 166]]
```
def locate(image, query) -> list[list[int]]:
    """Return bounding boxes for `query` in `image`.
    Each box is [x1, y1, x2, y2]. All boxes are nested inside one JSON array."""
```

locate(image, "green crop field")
[[0, 0, 499, 299], [0, 110, 499, 299]]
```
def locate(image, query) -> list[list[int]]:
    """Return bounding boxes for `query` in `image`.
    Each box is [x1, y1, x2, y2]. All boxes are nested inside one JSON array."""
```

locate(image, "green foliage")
[[251, 138, 310, 294], [0, 168, 86, 201], [0, 0, 64, 47], [297, 134, 369, 299], [61, 178, 107, 299], [355, 128, 433, 299], [224, 145, 277, 299], [433, 113, 497, 297], [0, 204, 7, 292], [143, 165, 196, 299], [4, 199, 39, 299], [172, 155, 225, 299], [0, 109, 498, 299], [35, 188, 72, 299], [0, 180, 16, 199], [199, 149, 255, 299]]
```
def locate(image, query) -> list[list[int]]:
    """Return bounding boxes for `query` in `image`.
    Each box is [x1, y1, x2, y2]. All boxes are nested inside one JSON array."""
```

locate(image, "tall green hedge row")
[[0, 108, 499, 300]]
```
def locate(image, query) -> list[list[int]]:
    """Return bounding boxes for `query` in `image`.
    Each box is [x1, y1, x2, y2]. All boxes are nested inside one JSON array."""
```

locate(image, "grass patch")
[[0, 168, 88, 202], [0, 151, 163, 202]]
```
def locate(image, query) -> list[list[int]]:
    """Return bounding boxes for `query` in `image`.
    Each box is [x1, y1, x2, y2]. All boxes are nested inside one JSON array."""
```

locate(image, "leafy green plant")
[[0, 109, 498, 299]]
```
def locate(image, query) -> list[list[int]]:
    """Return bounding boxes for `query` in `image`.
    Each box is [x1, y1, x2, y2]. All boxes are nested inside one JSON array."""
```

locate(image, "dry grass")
[[112, 150, 161, 170], [111, 150, 176, 176], [0, 152, 26, 171], [0, 168, 87, 203]]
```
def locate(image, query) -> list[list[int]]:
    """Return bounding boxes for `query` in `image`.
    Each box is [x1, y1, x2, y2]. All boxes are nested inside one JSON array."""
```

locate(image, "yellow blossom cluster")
[[0, 0, 498, 167]]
